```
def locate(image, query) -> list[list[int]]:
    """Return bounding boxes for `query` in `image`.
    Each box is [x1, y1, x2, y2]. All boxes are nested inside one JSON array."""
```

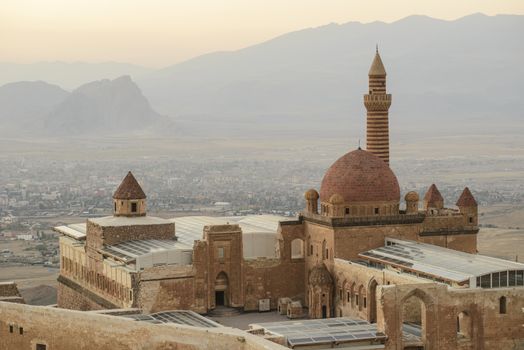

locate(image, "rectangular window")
[[9, 325, 13, 333], [517, 270, 524, 286], [509, 271, 516, 286], [345, 208, 350, 215], [374, 208, 379, 215], [36, 345, 47, 350], [356, 295, 359, 306], [500, 271, 508, 287], [131, 202, 137, 212], [480, 274, 491, 288], [19, 327, 23, 335], [492, 272, 500, 288], [364, 297, 367, 308], [218, 247, 224, 259], [347, 292, 350, 302]]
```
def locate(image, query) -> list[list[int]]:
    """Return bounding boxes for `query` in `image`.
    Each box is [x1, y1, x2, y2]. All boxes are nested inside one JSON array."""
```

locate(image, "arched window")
[[358, 285, 364, 311], [457, 311, 471, 339], [291, 238, 304, 259], [499, 296, 507, 314]]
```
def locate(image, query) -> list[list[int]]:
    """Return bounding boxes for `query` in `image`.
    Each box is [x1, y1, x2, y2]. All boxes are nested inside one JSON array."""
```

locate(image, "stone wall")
[[0, 302, 287, 350], [137, 265, 198, 313], [57, 278, 108, 311], [332, 259, 430, 321], [243, 258, 305, 311]]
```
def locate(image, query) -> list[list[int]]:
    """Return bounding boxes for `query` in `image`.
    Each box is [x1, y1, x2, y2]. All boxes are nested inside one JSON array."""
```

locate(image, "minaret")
[[364, 47, 392, 164]]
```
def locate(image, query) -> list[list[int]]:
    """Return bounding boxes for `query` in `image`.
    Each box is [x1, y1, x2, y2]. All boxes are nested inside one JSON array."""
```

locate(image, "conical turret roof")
[[456, 187, 477, 207], [424, 184, 443, 204], [369, 50, 387, 76], [113, 171, 146, 200]]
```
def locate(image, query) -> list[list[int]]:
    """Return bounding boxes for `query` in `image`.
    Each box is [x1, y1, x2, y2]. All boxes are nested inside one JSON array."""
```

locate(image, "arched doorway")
[[368, 279, 378, 323], [215, 272, 229, 307]]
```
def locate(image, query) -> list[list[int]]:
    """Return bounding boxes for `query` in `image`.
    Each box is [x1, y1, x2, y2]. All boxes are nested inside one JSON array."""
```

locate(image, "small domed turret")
[[405, 191, 419, 214], [305, 189, 319, 200], [304, 189, 319, 214]]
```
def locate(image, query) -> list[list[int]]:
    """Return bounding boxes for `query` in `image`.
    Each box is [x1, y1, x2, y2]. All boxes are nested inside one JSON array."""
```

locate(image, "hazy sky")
[[1, 0, 523, 67]]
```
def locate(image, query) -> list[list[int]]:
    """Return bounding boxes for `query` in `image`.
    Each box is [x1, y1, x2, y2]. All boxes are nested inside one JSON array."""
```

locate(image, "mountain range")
[[0, 13, 522, 139]]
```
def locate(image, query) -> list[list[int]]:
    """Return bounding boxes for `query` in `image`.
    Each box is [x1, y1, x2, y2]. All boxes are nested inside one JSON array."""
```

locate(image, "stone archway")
[[215, 272, 229, 307], [400, 289, 433, 349], [368, 279, 378, 323]]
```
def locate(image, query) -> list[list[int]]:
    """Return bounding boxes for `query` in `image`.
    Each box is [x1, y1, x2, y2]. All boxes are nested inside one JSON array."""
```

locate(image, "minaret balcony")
[[364, 94, 392, 111]]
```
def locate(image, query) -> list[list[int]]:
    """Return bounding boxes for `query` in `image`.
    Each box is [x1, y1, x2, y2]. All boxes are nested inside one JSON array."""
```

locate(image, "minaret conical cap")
[[113, 171, 146, 200], [424, 184, 443, 204], [368, 50, 387, 76], [456, 187, 477, 207]]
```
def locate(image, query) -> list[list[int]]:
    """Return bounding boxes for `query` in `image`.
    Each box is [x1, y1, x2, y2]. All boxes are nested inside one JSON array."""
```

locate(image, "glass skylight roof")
[[359, 238, 524, 283], [124, 310, 221, 328], [251, 317, 386, 347]]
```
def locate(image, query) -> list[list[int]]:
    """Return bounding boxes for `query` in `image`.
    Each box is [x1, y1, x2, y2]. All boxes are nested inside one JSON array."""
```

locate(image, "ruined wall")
[[377, 284, 524, 350], [0, 282, 24, 304], [0, 302, 287, 350]]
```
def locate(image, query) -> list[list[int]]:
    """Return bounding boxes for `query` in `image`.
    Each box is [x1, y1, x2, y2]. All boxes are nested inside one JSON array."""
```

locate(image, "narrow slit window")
[[499, 296, 507, 314]]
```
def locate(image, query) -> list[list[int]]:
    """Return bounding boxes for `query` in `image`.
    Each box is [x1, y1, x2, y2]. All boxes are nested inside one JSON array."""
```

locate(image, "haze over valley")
[[1, 12, 523, 306]]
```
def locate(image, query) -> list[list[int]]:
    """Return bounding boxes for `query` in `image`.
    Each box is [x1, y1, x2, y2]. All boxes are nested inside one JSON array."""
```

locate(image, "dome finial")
[[376, 43, 378, 53]]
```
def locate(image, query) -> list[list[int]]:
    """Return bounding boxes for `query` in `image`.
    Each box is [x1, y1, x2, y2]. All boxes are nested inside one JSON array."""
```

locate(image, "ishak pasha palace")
[[1, 50, 524, 350]]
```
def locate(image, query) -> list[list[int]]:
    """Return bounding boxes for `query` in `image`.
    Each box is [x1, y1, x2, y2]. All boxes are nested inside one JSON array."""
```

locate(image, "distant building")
[[52, 51, 524, 350]]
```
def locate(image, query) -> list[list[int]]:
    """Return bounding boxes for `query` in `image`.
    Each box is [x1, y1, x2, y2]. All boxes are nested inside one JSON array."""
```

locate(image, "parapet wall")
[[0, 302, 286, 350]]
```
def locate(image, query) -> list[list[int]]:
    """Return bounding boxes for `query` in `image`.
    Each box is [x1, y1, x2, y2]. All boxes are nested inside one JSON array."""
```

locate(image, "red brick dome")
[[319, 149, 400, 203]]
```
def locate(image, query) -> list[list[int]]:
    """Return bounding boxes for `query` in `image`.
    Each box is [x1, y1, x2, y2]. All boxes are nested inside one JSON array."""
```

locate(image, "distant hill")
[[138, 13, 524, 138], [0, 61, 152, 90], [0, 76, 172, 137], [44, 75, 172, 136], [0, 81, 68, 134]]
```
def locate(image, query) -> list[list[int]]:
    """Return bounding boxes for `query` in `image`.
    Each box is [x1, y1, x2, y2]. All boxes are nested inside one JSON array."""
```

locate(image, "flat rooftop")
[[359, 238, 524, 285], [250, 317, 386, 348]]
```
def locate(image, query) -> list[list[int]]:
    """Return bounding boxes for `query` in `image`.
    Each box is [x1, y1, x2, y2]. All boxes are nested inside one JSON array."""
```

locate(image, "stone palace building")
[[38, 50, 524, 350]]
